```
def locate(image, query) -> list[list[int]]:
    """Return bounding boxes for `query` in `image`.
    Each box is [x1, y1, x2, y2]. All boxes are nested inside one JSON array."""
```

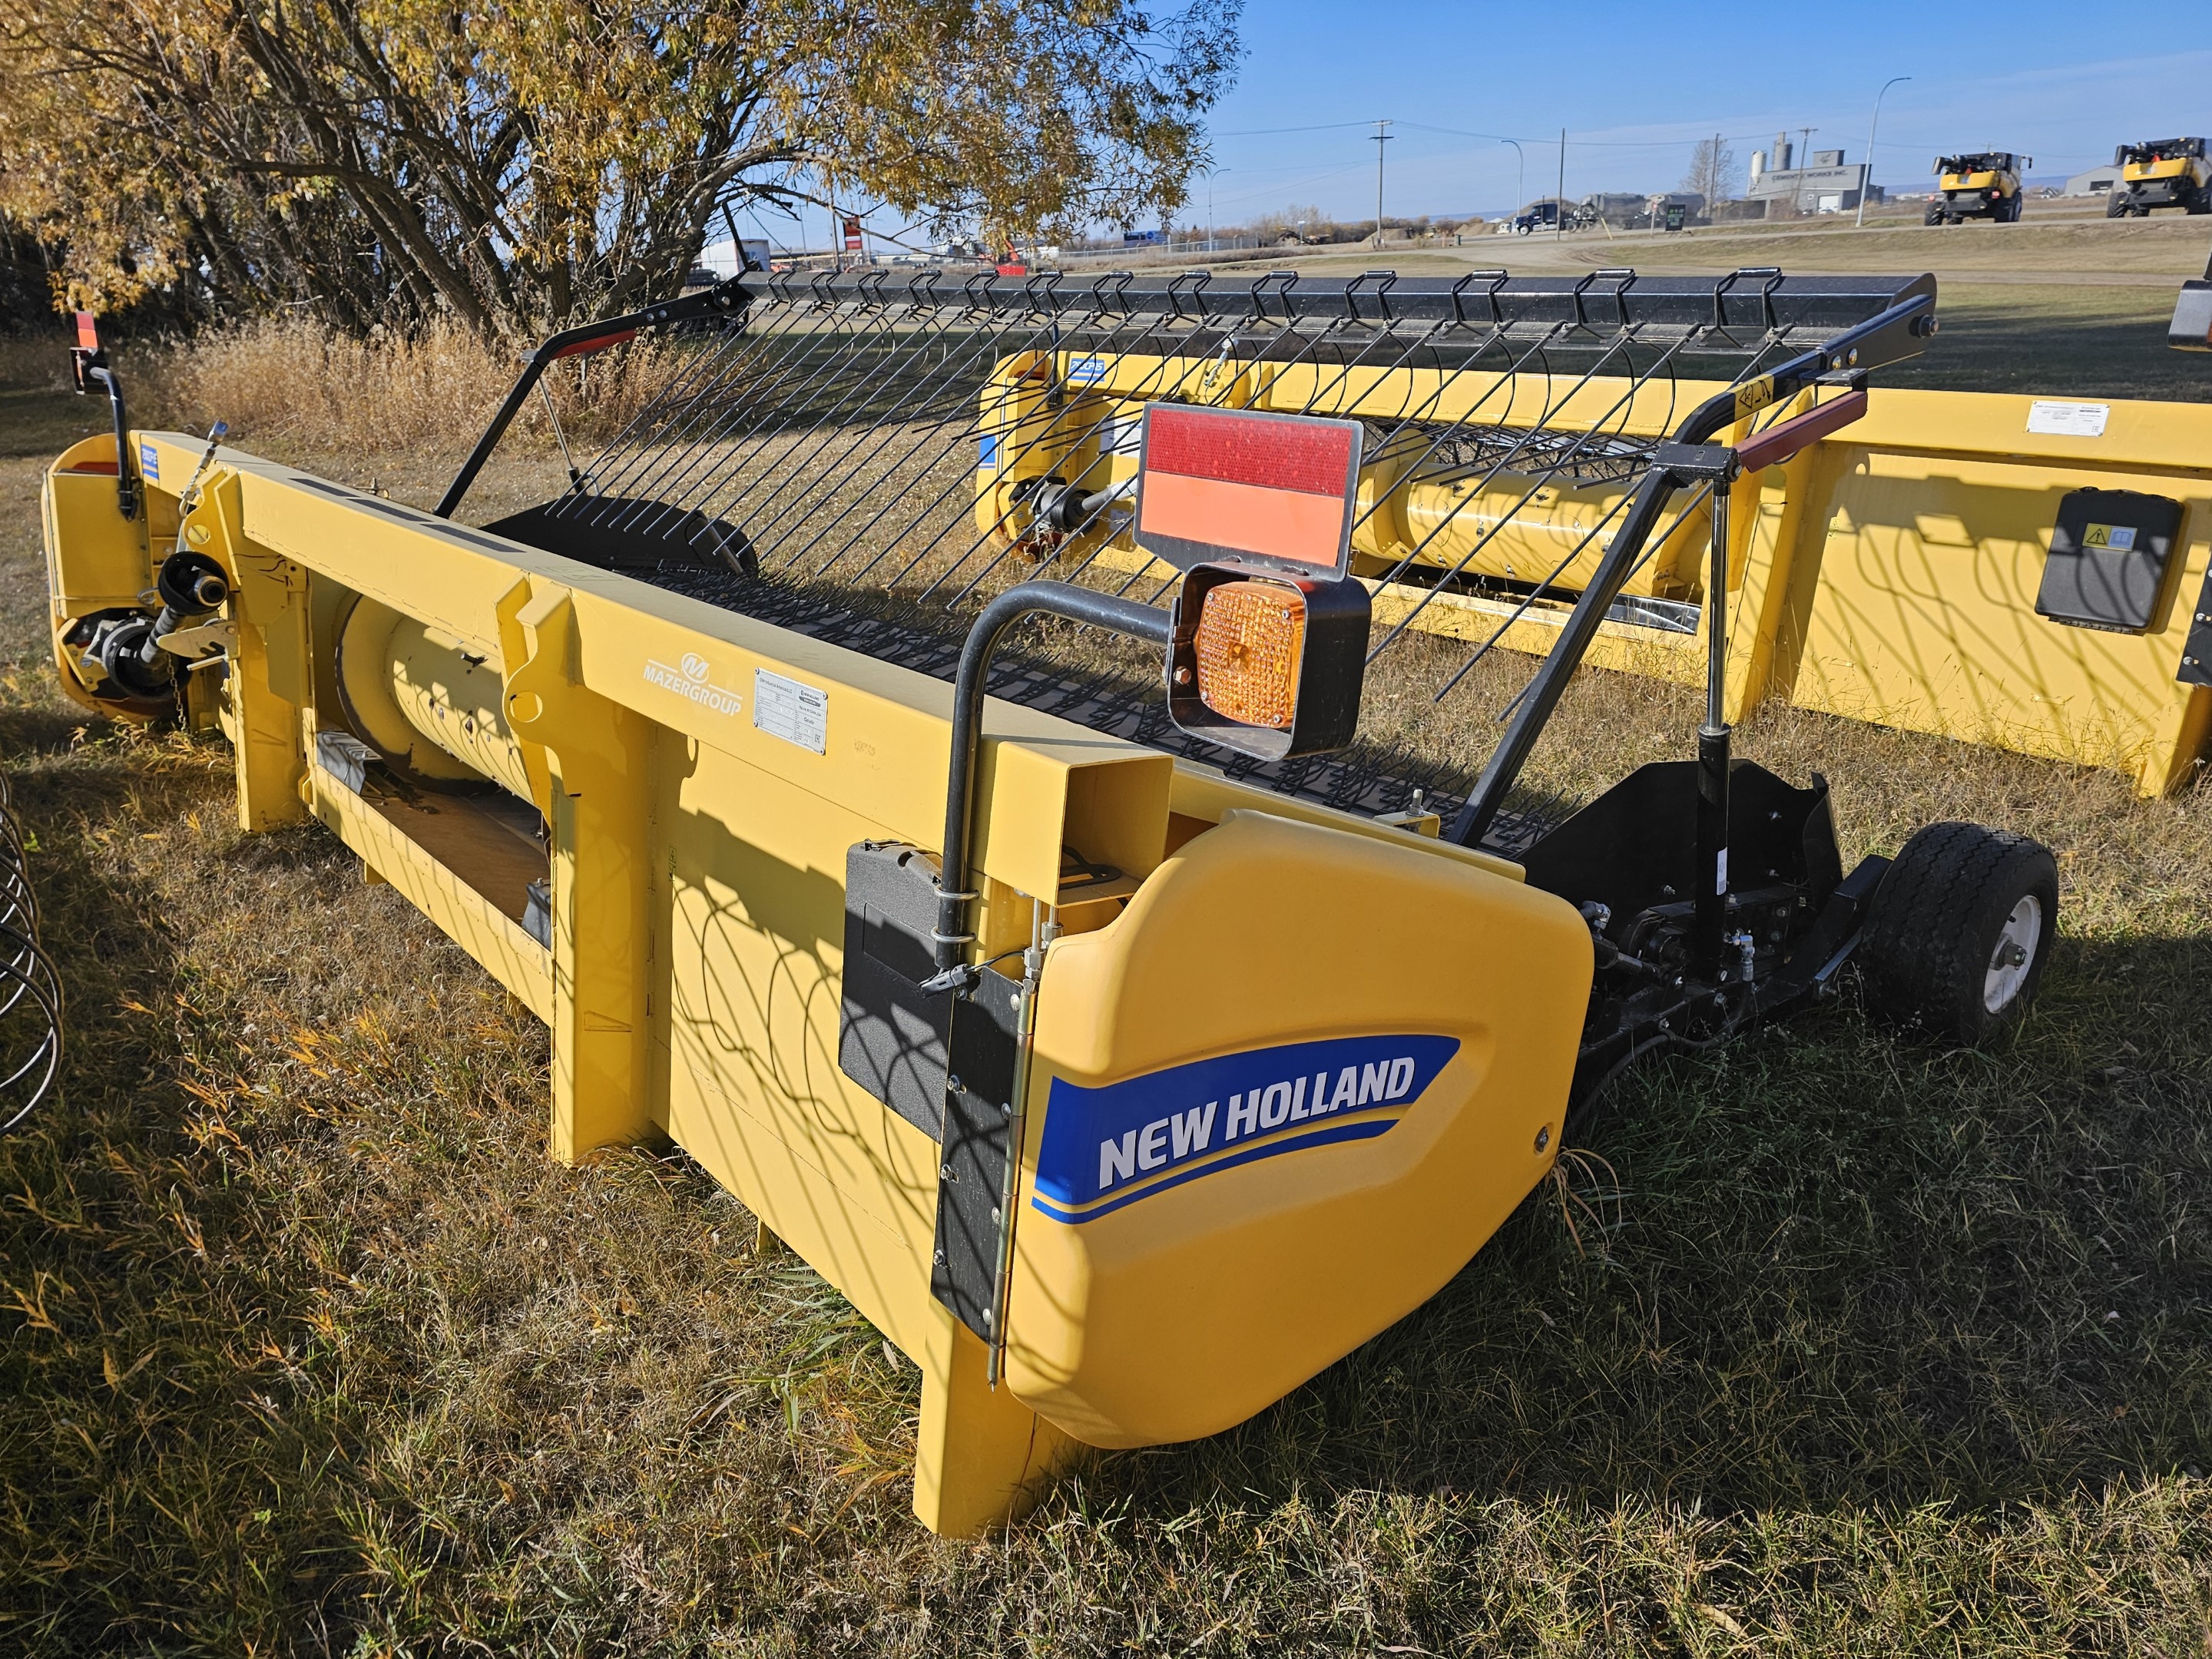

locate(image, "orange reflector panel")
[[1193, 580, 1306, 729], [74, 312, 99, 352]]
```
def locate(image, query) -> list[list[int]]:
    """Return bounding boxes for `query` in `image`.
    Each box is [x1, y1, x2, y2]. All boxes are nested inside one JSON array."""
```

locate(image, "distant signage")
[[1122, 229, 1167, 246], [1664, 204, 1687, 232], [843, 216, 864, 253]]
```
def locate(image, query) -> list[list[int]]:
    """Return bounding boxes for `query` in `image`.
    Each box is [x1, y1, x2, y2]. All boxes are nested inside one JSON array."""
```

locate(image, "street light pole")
[[1501, 138, 1524, 220], [1207, 168, 1230, 252], [1856, 76, 1911, 227], [1372, 120, 1393, 245]]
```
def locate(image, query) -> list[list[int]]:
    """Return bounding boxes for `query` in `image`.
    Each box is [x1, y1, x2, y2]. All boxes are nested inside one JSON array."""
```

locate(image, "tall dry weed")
[[137, 315, 674, 465]]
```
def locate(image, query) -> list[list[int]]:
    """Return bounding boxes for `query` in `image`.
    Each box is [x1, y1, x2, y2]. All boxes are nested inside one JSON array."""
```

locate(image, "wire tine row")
[[505, 278, 1867, 841], [0, 770, 61, 1134]]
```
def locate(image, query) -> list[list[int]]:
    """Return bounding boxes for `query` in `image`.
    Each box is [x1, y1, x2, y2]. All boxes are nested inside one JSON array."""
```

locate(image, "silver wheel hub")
[[1984, 894, 2042, 1014]]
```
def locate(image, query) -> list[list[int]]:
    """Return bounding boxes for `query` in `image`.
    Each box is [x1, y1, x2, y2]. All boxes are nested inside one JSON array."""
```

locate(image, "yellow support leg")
[[912, 1302, 1083, 1538], [502, 581, 657, 1163], [198, 478, 309, 833]]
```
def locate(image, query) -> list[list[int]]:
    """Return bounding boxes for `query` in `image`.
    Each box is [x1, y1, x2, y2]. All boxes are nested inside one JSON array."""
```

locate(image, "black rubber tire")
[[1924, 205, 1945, 226], [2187, 187, 2211, 216], [1859, 821, 2058, 1045], [2107, 194, 2128, 218]]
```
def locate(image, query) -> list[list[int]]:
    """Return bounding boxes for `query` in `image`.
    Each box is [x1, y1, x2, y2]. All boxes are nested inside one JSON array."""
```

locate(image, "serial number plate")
[[753, 668, 828, 753], [2026, 400, 2109, 438]]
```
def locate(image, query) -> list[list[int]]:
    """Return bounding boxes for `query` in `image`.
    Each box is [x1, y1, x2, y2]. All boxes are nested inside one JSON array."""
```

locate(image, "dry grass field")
[[2, 253, 2210, 1654]]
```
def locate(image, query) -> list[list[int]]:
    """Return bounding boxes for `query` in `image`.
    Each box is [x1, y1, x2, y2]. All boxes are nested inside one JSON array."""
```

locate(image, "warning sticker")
[[2026, 400, 2109, 438], [2083, 522, 2138, 552], [753, 669, 828, 753]]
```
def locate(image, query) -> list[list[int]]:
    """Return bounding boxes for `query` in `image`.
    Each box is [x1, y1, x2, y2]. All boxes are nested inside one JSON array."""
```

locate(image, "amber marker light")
[[1193, 579, 1306, 728]]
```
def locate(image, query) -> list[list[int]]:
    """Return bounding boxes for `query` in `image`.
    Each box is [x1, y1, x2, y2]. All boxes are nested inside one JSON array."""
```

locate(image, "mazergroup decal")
[[1031, 1034, 1459, 1224], [643, 651, 743, 717]]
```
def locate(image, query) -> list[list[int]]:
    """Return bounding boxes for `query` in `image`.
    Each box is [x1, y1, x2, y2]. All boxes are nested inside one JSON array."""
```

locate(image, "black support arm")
[[1447, 290, 1935, 848], [434, 280, 753, 520]]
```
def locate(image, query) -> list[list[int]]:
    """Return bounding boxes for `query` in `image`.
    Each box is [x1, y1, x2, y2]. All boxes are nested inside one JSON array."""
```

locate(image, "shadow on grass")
[[1081, 928, 2210, 1522], [0, 741, 386, 1652]]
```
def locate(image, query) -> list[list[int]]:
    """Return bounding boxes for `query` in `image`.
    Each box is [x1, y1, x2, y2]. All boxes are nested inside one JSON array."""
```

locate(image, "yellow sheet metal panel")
[[658, 734, 945, 1360], [1004, 810, 1591, 1448], [1164, 765, 1525, 882], [1846, 389, 2212, 473], [195, 443, 534, 659], [653, 722, 1167, 1362], [559, 578, 1174, 903], [1783, 392, 2212, 793], [43, 436, 151, 618], [148, 442, 1173, 905]]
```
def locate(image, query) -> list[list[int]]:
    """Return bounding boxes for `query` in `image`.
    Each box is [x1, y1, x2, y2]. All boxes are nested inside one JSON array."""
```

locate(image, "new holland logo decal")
[[1030, 1033, 1459, 1224]]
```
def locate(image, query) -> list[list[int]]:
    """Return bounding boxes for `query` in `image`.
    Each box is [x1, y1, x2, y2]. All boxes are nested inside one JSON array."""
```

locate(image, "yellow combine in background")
[[2108, 137, 2211, 217], [1927, 151, 2028, 224]]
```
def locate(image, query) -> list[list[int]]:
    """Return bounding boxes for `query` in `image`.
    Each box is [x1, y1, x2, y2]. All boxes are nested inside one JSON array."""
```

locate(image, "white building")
[[2065, 165, 2123, 197], [1746, 134, 1872, 214]]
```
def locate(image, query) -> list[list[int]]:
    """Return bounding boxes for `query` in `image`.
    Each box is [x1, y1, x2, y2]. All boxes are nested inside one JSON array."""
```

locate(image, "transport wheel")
[[1924, 205, 1945, 226], [2188, 187, 2211, 216], [2106, 194, 2128, 218], [1858, 821, 2058, 1045]]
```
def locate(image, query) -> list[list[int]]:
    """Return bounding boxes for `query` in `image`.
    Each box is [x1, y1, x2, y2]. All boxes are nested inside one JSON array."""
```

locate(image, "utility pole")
[[1557, 127, 1567, 237], [1501, 137, 1524, 220], [1796, 127, 1816, 214], [1372, 120, 1393, 246], [1856, 78, 1910, 227]]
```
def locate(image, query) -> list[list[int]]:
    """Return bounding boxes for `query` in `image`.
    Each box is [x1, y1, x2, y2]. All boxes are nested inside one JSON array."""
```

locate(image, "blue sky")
[[1193, 2, 2212, 224]]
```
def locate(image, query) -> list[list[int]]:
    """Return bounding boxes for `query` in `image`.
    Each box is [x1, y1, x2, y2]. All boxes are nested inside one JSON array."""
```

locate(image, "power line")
[[1210, 120, 1379, 137], [1397, 120, 1778, 150]]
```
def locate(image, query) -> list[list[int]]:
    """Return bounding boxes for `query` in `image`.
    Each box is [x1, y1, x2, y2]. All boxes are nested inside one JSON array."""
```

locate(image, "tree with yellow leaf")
[[0, 0, 1240, 332]]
